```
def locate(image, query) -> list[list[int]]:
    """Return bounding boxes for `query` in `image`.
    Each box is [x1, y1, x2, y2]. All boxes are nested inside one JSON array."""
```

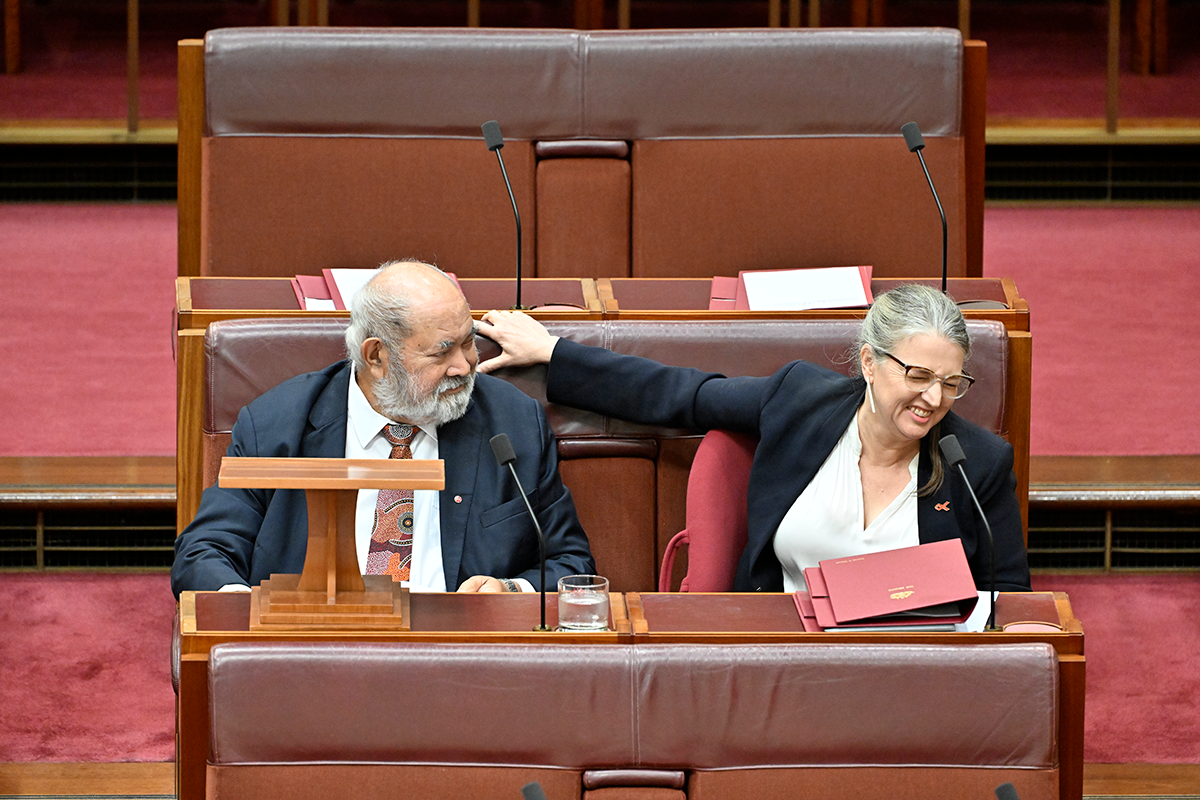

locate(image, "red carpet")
[[0, 573, 176, 762], [0, 572, 1194, 762], [983, 206, 1200, 456], [0, 203, 177, 457], [1032, 572, 1200, 763], [1, 203, 1198, 457]]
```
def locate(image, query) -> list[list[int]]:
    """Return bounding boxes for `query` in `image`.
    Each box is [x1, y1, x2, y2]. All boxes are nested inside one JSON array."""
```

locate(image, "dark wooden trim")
[[963, 40, 987, 278], [1031, 455, 1200, 507], [177, 39, 204, 278], [0, 456, 175, 508], [0, 763, 175, 796]]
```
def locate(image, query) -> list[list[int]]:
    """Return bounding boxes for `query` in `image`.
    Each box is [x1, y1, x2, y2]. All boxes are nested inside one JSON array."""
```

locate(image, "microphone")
[[995, 783, 1021, 800], [490, 433, 550, 632], [521, 782, 549, 800], [901, 121, 949, 295], [939, 434, 997, 630], [481, 121, 526, 310]]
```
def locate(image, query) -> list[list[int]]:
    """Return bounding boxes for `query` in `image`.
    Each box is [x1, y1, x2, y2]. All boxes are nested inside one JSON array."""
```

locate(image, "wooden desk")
[[178, 590, 1081, 800], [598, 276, 1029, 332], [176, 590, 632, 800], [175, 276, 601, 532], [624, 590, 1085, 800]]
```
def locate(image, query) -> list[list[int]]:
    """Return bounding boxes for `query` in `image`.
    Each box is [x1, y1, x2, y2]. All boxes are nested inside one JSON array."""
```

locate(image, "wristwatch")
[[499, 578, 519, 593]]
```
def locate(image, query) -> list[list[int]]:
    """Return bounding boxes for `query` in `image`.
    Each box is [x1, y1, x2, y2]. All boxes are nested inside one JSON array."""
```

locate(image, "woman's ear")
[[859, 344, 875, 381]]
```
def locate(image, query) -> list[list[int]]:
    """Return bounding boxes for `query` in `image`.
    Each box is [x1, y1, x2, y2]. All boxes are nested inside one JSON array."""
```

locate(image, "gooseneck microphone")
[[901, 121, 949, 295], [481, 121, 526, 310], [490, 433, 550, 632], [521, 782, 549, 800], [995, 783, 1021, 800], [939, 434, 998, 630]]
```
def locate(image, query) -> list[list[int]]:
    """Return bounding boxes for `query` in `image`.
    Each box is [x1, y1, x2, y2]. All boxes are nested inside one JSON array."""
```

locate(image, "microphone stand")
[[490, 434, 550, 631], [481, 121, 526, 310], [901, 121, 948, 295], [939, 434, 998, 631]]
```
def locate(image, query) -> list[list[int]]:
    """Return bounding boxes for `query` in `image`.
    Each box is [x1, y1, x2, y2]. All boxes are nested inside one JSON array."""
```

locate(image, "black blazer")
[[171, 362, 594, 597], [548, 339, 1030, 593]]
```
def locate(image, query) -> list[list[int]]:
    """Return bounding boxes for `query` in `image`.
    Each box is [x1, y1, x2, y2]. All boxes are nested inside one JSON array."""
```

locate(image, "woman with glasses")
[[478, 284, 1031, 594]]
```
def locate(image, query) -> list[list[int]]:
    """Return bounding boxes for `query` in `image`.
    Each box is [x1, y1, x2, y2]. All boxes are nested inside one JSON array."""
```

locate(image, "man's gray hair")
[[343, 259, 452, 369], [854, 283, 971, 372]]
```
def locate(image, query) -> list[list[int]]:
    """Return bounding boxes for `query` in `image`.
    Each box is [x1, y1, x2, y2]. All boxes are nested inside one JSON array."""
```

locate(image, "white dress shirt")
[[220, 366, 532, 593], [346, 367, 447, 592], [773, 414, 920, 592]]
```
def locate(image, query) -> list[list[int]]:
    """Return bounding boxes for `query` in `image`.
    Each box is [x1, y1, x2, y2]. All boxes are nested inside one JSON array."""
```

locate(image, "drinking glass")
[[556, 574, 610, 632]]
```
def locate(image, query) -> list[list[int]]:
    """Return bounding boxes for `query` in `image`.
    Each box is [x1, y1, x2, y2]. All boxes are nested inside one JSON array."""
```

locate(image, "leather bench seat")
[[205, 641, 1060, 800]]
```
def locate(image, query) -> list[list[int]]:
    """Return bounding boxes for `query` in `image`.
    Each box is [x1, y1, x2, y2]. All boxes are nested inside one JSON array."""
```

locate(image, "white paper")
[[304, 298, 337, 311], [955, 591, 995, 633], [741, 267, 869, 311], [326, 268, 382, 309]]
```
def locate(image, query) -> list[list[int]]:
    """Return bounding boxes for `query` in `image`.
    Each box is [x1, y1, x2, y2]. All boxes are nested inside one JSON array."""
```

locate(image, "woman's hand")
[[477, 309, 560, 373]]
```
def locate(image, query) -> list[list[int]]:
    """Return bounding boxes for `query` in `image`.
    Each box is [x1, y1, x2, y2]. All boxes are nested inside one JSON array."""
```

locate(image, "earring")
[[866, 381, 877, 414]]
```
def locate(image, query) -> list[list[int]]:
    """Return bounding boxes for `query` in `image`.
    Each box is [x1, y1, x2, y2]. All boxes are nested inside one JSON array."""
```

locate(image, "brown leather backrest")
[[208, 641, 1056, 768], [632, 642, 1057, 768], [202, 316, 1007, 448], [195, 28, 966, 280], [208, 642, 637, 767]]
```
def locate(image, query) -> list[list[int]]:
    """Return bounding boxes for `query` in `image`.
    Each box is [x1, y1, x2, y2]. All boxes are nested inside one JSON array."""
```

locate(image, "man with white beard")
[[171, 260, 594, 598]]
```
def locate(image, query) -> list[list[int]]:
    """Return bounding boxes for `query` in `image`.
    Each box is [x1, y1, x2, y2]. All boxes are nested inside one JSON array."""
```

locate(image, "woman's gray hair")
[[853, 283, 971, 496], [343, 259, 448, 368], [854, 283, 971, 372]]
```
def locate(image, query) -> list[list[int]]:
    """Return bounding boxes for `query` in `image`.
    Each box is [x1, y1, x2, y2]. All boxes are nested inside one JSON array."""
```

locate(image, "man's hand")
[[476, 309, 559, 374], [457, 575, 515, 593]]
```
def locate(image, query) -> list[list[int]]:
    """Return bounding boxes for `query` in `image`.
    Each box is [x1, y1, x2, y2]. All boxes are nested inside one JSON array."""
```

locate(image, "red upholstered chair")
[[657, 430, 759, 592]]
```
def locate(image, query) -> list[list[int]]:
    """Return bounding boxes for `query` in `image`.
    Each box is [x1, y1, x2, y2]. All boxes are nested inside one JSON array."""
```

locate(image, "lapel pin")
[[935, 501, 950, 512], [454, 495, 463, 504]]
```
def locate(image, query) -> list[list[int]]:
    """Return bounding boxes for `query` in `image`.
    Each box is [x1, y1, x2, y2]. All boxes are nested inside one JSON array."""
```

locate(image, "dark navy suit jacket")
[[171, 362, 594, 597], [547, 339, 1030, 594]]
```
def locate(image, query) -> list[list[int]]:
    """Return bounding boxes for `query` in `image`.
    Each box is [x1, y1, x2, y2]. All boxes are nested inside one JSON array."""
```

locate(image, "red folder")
[[802, 539, 977, 628], [709, 276, 739, 310], [291, 274, 333, 310]]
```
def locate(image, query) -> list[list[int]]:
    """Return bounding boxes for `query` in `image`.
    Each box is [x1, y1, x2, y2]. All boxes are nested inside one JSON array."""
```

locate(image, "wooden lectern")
[[218, 457, 445, 631]]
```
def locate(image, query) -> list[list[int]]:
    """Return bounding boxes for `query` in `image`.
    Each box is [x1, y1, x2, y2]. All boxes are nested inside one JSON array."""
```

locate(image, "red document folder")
[[800, 539, 977, 628], [709, 276, 739, 310], [291, 274, 333, 310]]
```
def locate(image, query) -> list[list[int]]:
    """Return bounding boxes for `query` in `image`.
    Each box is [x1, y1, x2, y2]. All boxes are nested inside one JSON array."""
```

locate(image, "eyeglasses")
[[879, 351, 975, 400]]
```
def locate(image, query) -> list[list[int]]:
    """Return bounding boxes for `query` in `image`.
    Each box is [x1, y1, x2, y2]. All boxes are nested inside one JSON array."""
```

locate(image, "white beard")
[[373, 367, 475, 428]]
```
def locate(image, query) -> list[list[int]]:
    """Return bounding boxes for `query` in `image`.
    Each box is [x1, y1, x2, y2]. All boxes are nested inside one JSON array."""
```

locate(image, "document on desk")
[[324, 268, 461, 310], [800, 539, 977, 629], [738, 266, 873, 311], [291, 274, 336, 311], [323, 268, 376, 310]]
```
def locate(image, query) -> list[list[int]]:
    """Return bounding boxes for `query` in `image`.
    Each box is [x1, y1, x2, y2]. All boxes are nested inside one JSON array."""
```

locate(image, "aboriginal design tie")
[[366, 424, 416, 580]]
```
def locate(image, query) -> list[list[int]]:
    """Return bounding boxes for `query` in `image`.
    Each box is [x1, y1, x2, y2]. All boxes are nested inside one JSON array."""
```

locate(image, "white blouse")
[[773, 414, 920, 592]]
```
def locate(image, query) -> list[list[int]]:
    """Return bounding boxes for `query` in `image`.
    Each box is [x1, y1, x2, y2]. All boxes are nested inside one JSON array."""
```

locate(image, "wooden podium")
[[218, 457, 445, 631]]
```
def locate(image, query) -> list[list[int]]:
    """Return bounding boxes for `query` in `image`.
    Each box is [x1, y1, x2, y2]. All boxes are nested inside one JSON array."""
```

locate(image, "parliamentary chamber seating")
[[196, 316, 1022, 593], [204, 640, 1061, 800], [178, 26, 986, 279]]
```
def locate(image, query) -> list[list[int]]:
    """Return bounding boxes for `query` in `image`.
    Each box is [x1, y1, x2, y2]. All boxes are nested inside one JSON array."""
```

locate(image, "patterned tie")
[[365, 423, 416, 580]]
